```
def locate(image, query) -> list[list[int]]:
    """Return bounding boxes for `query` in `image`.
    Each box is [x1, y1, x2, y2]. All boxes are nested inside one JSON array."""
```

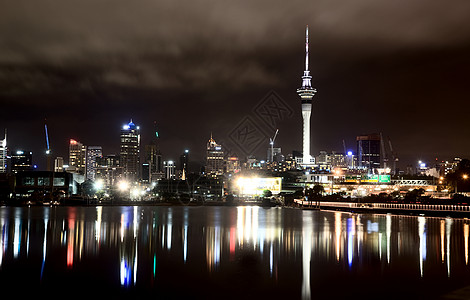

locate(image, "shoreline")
[[2, 200, 470, 218]]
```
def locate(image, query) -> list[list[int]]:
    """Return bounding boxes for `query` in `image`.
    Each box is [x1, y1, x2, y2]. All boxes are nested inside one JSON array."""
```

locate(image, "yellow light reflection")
[[464, 223, 469, 265], [335, 212, 341, 261], [440, 220, 445, 263]]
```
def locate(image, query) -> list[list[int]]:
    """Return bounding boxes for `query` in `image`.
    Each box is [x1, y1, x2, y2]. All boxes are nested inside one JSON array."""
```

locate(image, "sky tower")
[[296, 26, 317, 166]]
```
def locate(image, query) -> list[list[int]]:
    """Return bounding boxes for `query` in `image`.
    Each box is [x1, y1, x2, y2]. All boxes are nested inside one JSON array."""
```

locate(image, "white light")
[[16, 150, 24, 155], [131, 189, 140, 198], [123, 125, 130, 130], [118, 181, 129, 191], [94, 179, 104, 191]]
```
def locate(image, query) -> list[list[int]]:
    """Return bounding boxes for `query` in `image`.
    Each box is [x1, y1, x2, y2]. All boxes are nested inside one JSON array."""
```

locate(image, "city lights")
[[118, 181, 129, 191], [236, 177, 282, 196], [94, 179, 104, 191]]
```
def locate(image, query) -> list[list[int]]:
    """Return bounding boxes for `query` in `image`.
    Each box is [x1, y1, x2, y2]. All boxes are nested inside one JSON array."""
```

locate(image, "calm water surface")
[[1, 205, 470, 299]]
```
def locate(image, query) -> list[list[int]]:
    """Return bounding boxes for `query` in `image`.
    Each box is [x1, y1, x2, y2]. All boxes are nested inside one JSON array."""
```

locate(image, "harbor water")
[[1, 205, 470, 299]]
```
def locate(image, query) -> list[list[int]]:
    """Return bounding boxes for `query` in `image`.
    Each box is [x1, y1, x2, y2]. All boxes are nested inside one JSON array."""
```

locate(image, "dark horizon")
[[2, 0, 470, 169]]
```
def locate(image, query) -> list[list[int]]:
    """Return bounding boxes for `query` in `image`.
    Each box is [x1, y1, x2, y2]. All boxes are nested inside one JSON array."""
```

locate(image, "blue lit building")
[[120, 120, 140, 182]]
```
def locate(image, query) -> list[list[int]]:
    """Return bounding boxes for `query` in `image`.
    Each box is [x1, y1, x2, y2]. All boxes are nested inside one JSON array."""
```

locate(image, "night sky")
[[1, 0, 470, 170]]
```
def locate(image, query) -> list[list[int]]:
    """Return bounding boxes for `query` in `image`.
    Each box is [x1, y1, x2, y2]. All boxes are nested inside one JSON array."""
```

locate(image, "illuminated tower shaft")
[[297, 26, 317, 166], [302, 105, 311, 165]]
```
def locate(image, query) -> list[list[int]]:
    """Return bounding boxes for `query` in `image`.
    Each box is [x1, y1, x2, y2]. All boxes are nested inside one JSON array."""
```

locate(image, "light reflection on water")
[[1, 206, 470, 298]]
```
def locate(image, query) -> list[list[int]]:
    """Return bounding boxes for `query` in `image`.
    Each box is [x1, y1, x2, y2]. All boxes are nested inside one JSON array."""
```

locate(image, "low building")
[[13, 171, 75, 200]]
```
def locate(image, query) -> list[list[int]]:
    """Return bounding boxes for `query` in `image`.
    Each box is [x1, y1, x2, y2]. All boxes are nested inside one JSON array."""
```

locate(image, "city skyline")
[[1, 0, 470, 168]]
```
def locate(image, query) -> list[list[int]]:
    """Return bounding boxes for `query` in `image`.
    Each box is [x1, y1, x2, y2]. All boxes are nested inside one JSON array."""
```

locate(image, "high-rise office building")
[[0, 129, 6, 173], [69, 139, 87, 174], [164, 160, 176, 179], [145, 144, 163, 180], [145, 121, 163, 182], [296, 26, 317, 167], [206, 135, 224, 177], [357, 134, 381, 170], [95, 154, 123, 189], [86, 146, 102, 181], [120, 120, 140, 182], [11, 150, 33, 173]]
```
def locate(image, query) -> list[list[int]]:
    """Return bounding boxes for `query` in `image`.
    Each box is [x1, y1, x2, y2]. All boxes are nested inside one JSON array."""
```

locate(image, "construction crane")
[[44, 118, 52, 171], [269, 129, 279, 162], [388, 136, 399, 175]]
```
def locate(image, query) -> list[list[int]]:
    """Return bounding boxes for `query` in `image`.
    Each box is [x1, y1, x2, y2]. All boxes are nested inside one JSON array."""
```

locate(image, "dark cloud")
[[1, 0, 470, 168]]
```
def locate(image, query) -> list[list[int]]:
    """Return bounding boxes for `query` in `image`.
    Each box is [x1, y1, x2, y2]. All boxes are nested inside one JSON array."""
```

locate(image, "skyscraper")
[[144, 121, 163, 182], [11, 150, 33, 173], [0, 129, 6, 173], [69, 139, 87, 174], [86, 146, 102, 181], [206, 135, 224, 177], [120, 120, 140, 182], [357, 133, 381, 170], [95, 154, 123, 189], [164, 160, 176, 179], [296, 26, 317, 167]]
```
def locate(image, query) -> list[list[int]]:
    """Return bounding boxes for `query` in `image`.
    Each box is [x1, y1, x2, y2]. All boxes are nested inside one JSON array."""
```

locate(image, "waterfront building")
[[13, 171, 77, 199], [296, 26, 317, 167], [206, 135, 224, 177], [86, 146, 102, 181], [11, 150, 33, 173], [120, 120, 140, 182], [357, 134, 381, 170], [69, 139, 87, 174], [0, 129, 7, 173]]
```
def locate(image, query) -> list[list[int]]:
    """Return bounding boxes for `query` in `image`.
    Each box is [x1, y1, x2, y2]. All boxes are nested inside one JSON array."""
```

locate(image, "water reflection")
[[1, 206, 470, 298]]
